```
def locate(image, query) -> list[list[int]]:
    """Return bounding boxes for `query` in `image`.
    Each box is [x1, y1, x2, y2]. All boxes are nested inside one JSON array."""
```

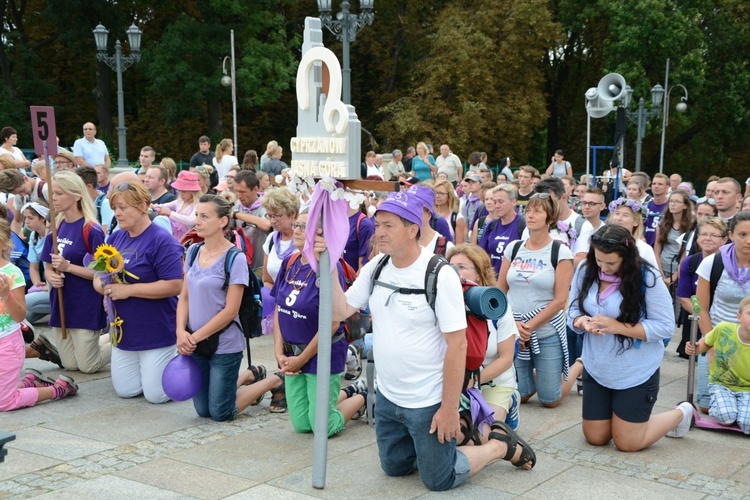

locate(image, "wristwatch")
[[232, 210, 239, 220]]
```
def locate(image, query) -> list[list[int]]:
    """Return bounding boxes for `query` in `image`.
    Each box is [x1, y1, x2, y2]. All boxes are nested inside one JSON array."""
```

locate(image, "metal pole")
[[658, 58, 670, 174], [230, 29, 238, 152], [312, 248, 332, 489], [586, 111, 590, 182], [114, 41, 129, 168], [635, 98, 644, 172], [342, 1, 351, 105]]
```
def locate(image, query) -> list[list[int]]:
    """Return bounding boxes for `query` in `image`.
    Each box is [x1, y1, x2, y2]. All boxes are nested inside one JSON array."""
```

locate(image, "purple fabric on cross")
[[303, 181, 350, 274]]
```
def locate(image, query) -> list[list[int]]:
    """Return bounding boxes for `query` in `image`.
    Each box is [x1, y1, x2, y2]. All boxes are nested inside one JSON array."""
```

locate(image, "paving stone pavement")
[[2, 326, 749, 499]]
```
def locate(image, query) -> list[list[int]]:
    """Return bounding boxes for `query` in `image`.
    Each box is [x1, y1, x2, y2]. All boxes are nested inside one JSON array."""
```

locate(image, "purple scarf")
[[239, 199, 263, 213], [598, 269, 622, 302], [273, 231, 295, 261], [720, 243, 750, 291]]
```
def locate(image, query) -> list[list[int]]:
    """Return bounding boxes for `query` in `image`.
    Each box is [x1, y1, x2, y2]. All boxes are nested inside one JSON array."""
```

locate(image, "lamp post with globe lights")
[[658, 59, 689, 174], [317, 0, 375, 104], [92, 23, 142, 168], [221, 30, 238, 152], [623, 83, 665, 172]]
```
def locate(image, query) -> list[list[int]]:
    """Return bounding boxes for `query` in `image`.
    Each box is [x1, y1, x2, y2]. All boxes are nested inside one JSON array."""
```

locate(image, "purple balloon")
[[261, 286, 276, 317], [161, 354, 202, 401]]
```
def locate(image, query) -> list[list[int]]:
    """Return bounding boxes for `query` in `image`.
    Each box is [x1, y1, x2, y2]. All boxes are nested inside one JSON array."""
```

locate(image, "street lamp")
[[93, 23, 142, 169], [221, 30, 238, 152], [624, 83, 664, 171], [317, 0, 375, 104], [658, 58, 689, 174]]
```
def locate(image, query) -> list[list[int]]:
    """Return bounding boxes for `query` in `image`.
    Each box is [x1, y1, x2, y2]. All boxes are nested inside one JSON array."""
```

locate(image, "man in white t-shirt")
[[318, 190, 535, 491], [73, 122, 111, 168]]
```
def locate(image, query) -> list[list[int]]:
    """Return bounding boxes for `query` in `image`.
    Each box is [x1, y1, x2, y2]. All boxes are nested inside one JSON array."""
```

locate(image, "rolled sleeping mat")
[[464, 286, 508, 320]]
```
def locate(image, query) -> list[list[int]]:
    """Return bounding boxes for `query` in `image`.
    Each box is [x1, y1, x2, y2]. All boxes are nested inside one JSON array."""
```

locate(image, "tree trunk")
[[207, 99, 222, 138], [96, 60, 113, 136]]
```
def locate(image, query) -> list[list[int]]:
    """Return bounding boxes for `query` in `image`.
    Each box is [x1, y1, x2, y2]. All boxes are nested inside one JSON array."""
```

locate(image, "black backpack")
[[509, 239, 562, 269], [187, 244, 264, 367], [370, 254, 449, 313], [687, 253, 725, 310]]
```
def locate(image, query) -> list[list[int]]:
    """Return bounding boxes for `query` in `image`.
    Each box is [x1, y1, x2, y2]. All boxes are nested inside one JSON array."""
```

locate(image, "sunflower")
[[92, 244, 124, 273]]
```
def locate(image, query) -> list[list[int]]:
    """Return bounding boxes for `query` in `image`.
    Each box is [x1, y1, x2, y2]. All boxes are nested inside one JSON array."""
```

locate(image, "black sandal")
[[269, 373, 287, 413], [458, 410, 482, 446], [488, 420, 536, 469], [30, 336, 63, 368]]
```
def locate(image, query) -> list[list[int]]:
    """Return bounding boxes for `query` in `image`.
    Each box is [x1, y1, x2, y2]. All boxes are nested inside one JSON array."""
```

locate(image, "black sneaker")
[[21, 320, 35, 344]]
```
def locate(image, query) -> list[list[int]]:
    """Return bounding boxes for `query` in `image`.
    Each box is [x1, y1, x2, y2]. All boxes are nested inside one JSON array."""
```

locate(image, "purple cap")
[[375, 191, 424, 228], [407, 185, 435, 215]]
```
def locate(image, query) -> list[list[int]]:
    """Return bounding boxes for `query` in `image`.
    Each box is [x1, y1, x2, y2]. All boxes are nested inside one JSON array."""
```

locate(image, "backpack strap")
[[186, 242, 204, 266], [434, 236, 447, 256], [94, 192, 105, 225], [222, 246, 242, 292], [284, 252, 302, 274], [355, 212, 366, 240], [423, 254, 449, 313], [450, 212, 458, 231], [509, 239, 523, 262], [369, 254, 391, 295], [686, 252, 701, 279], [709, 253, 725, 308], [551, 240, 561, 269], [36, 180, 46, 200], [574, 215, 585, 236], [81, 221, 95, 255]]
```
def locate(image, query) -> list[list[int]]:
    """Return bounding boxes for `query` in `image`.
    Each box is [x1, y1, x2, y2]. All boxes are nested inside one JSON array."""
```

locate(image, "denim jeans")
[[566, 326, 583, 366], [696, 353, 710, 409], [25, 290, 50, 324], [192, 351, 243, 421], [516, 333, 564, 404], [375, 393, 470, 491]]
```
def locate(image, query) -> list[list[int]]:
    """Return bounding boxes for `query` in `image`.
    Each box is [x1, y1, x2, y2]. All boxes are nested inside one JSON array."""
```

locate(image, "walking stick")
[[43, 143, 67, 340]]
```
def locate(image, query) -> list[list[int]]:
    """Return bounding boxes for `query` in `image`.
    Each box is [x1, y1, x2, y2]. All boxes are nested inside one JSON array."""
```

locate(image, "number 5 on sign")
[[30, 106, 58, 157]]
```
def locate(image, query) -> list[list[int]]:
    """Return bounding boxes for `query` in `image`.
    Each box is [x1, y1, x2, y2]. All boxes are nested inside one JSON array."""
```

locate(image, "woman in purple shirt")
[[42, 171, 108, 373], [271, 211, 367, 435], [94, 181, 183, 403]]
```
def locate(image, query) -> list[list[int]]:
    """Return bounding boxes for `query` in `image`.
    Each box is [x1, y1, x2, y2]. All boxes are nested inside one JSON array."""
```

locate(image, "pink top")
[[161, 199, 198, 241]]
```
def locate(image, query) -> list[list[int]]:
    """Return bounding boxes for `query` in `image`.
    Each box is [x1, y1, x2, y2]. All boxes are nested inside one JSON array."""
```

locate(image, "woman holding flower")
[[94, 181, 183, 403]]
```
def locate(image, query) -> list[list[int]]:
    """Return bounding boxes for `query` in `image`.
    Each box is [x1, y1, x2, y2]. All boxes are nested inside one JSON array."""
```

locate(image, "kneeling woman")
[[272, 211, 366, 435], [568, 225, 693, 451], [96, 181, 184, 403]]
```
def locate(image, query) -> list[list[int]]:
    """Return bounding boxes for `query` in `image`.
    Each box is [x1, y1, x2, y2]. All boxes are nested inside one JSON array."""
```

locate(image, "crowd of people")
[[1, 125, 750, 492]]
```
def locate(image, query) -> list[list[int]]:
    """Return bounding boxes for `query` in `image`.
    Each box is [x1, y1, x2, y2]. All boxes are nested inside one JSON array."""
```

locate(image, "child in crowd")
[[687, 296, 750, 434], [153, 170, 201, 241], [0, 218, 77, 411]]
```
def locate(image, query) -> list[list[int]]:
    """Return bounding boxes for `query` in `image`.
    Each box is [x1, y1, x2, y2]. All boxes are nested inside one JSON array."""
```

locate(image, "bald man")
[[73, 122, 111, 168]]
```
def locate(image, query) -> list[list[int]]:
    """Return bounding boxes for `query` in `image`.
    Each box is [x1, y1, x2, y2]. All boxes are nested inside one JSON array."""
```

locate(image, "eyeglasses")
[[452, 264, 476, 272], [579, 201, 602, 207], [266, 213, 286, 220], [698, 232, 725, 239], [696, 196, 716, 206], [435, 192, 448, 197], [591, 233, 629, 251], [530, 192, 552, 199], [292, 223, 307, 231]]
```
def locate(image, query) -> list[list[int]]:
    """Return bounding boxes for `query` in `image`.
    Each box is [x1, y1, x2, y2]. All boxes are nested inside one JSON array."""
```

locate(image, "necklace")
[[200, 245, 227, 266], [285, 260, 314, 291]]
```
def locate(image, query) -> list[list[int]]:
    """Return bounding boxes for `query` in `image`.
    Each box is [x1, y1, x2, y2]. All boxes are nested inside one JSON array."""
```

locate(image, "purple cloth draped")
[[465, 387, 495, 429], [598, 269, 622, 302], [261, 285, 275, 316], [303, 181, 349, 274], [83, 253, 116, 326], [720, 243, 750, 292]]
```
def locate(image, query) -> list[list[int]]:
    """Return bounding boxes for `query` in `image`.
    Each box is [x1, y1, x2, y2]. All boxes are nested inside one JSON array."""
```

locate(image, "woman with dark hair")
[[655, 190, 694, 287], [677, 197, 719, 264], [568, 225, 692, 451], [694, 211, 750, 413], [466, 152, 482, 173], [242, 150, 258, 171], [498, 193, 581, 408], [0, 126, 30, 169]]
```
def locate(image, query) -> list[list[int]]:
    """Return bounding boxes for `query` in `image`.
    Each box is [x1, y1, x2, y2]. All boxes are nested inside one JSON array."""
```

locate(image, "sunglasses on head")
[[592, 233, 629, 251], [113, 183, 137, 192], [696, 196, 716, 206], [530, 192, 552, 199]]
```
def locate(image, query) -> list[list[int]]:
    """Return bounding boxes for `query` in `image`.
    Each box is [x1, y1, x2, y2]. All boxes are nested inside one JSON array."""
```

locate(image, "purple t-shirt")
[[432, 216, 454, 243], [677, 252, 704, 299], [270, 254, 347, 374], [479, 214, 523, 274], [185, 246, 249, 355], [343, 212, 375, 270], [42, 218, 106, 330], [106, 223, 184, 351], [644, 200, 668, 247]]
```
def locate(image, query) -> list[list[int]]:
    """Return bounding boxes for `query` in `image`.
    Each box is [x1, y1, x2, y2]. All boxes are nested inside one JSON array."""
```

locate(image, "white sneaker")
[[666, 402, 694, 438]]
